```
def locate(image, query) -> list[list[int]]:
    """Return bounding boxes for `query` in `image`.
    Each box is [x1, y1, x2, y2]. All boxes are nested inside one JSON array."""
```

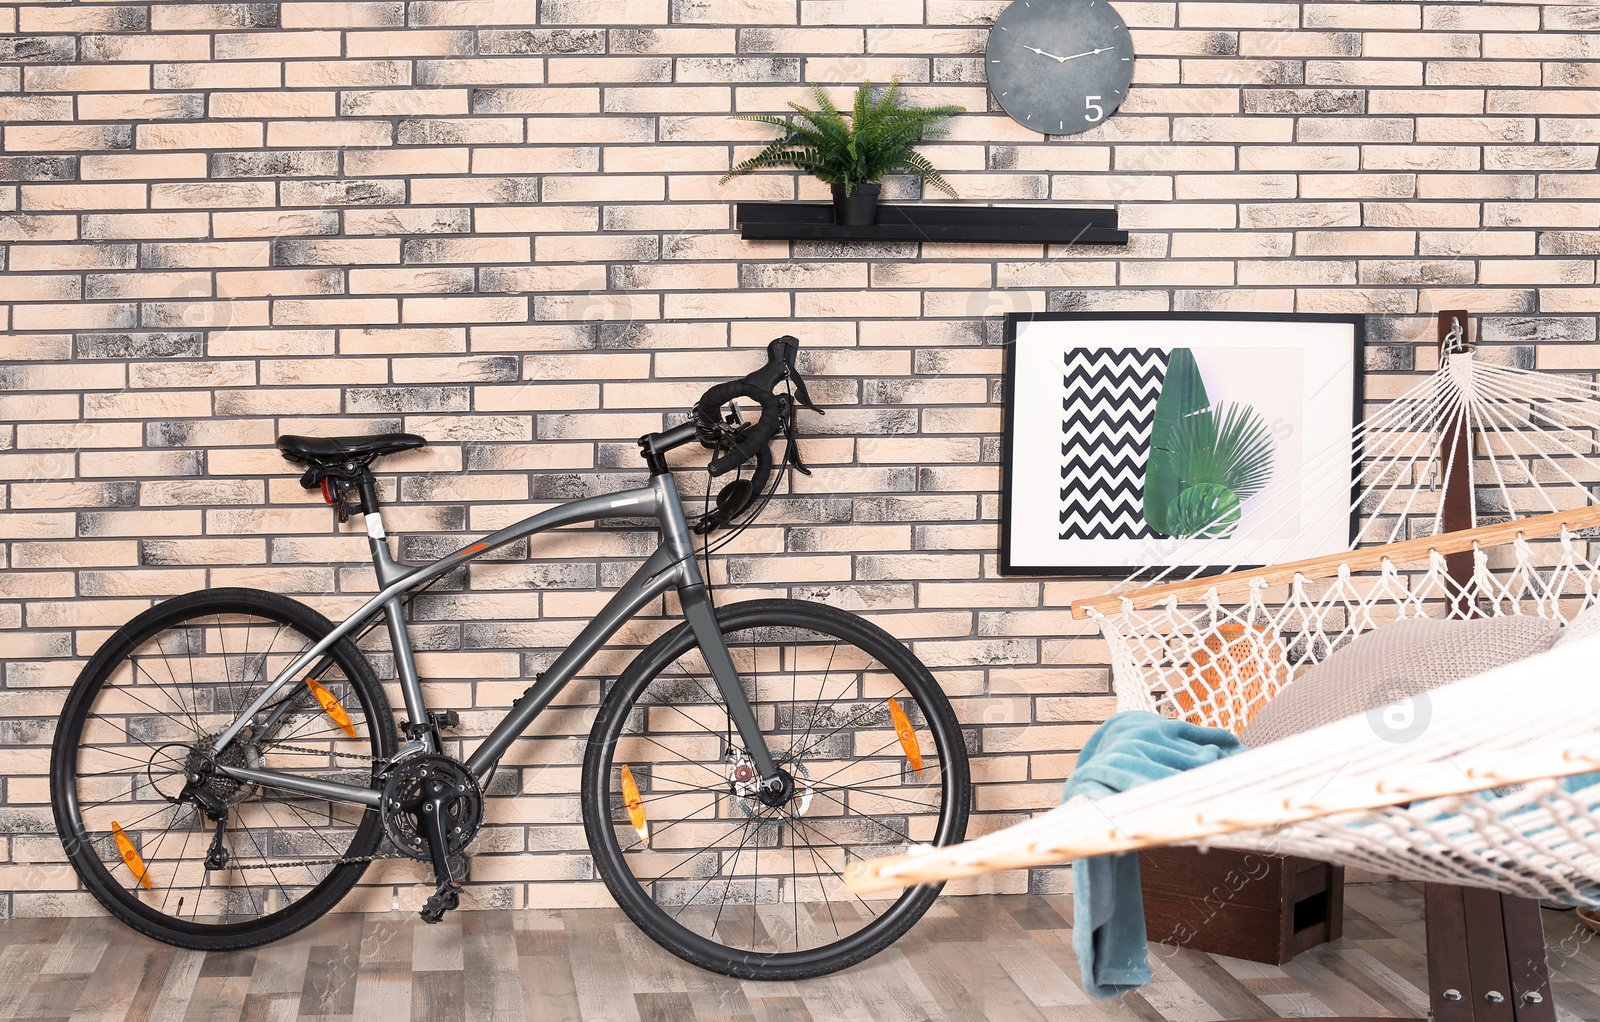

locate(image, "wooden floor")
[[6, 884, 1600, 1021]]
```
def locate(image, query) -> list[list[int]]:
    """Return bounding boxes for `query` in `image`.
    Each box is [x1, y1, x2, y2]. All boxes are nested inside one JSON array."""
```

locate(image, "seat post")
[[354, 470, 403, 586]]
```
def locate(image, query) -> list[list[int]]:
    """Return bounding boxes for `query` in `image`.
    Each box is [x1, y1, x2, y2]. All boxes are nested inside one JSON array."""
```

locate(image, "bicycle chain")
[[210, 740, 411, 872]]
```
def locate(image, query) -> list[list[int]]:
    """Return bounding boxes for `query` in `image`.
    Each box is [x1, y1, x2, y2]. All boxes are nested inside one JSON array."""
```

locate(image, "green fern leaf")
[[718, 76, 964, 198]]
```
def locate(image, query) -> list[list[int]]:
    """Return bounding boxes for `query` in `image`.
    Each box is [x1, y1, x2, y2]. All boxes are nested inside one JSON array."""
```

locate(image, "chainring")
[[380, 754, 484, 861]]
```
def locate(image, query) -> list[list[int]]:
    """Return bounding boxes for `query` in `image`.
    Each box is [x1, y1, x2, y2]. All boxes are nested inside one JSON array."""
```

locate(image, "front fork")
[[676, 584, 783, 792]]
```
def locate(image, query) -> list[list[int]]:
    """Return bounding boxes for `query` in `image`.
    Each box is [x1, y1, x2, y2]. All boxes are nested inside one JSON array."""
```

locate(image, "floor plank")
[[5, 884, 1600, 1021]]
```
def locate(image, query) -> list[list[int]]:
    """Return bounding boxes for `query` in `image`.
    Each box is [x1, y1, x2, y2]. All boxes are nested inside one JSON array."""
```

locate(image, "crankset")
[[381, 754, 483, 923]]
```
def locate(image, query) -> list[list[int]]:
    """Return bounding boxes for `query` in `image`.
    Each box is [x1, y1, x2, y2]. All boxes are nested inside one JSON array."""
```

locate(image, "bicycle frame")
[[209, 470, 779, 810]]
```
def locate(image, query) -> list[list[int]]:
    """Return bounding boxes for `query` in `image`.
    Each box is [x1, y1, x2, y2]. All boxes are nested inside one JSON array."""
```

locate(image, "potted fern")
[[721, 80, 964, 227]]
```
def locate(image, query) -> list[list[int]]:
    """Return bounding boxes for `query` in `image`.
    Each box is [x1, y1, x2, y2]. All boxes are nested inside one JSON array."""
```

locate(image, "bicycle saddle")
[[276, 432, 427, 466]]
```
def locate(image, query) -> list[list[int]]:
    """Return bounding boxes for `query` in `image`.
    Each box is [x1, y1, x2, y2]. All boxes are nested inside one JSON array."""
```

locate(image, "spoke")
[[231, 613, 249, 722], [159, 821, 198, 914], [790, 823, 800, 952], [708, 818, 765, 942], [81, 742, 169, 767], [787, 704, 882, 768], [78, 780, 171, 817], [215, 614, 240, 731], [619, 790, 739, 853], [633, 786, 727, 808], [807, 780, 940, 813], [80, 712, 180, 763], [97, 674, 197, 732], [633, 773, 728, 793], [667, 659, 732, 738], [133, 649, 204, 740], [791, 817, 842, 939], [264, 793, 349, 862], [658, 813, 757, 912], [791, 640, 843, 764], [132, 805, 189, 896], [786, 815, 888, 921], [75, 743, 179, 772], [245, 618, 302, 735], [641, 695, 735, 747], [76, 763, 171, 782], [226, 812, 281, 914], [805, 733, 913, 788], [617, 730, 730, 785], [805, 786, 916, 847], [94, 799, 185, 837], [751, 808, 762, 951], [810, 763, 943, 792], [145, 632, 205, 739]]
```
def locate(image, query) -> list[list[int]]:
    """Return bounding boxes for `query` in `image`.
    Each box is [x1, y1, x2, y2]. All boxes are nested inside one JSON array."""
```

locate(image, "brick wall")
[[2, 0, 1598, 916]]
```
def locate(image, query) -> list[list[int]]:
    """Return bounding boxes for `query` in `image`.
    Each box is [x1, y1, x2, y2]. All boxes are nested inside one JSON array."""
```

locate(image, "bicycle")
[[50, 336, 972, 979]]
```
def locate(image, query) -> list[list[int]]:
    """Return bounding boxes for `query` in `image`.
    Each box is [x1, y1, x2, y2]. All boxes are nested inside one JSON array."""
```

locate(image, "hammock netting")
[[846, 336, 1600, 906]]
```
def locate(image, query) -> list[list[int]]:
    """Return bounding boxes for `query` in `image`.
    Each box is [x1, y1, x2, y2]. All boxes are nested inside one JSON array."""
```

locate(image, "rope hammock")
[[847, 323, 1600, 907]]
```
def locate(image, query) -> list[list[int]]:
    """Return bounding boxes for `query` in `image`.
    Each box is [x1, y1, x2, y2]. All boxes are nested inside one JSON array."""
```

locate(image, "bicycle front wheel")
[[51, 588, 395, 950], [582, 598, 970, 979]]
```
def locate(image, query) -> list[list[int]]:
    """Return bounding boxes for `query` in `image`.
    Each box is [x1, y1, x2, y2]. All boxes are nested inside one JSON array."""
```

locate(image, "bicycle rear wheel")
[[582, 598, 970, 979], [51, 588, 395, 950]]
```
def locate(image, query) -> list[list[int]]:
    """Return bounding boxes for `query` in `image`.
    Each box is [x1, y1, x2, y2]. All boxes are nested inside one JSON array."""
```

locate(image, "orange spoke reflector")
[[887, 697, 923, 774], [620, 764, 648, 843], [111, 822, 152, 890], [306, 677, 356, 738]]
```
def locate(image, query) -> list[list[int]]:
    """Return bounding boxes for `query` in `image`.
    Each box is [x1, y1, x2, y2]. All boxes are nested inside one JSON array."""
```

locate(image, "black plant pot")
[[831, 183, 881, 227]]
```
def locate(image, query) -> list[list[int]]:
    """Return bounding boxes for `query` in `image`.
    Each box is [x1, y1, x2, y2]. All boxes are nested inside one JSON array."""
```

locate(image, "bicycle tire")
[[51, 588, 395, 951], [582, 598, 970, 979]]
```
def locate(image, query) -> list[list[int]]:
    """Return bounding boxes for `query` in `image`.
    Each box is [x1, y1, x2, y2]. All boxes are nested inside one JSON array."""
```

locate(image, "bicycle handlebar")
[[693, 336, 819, 477]]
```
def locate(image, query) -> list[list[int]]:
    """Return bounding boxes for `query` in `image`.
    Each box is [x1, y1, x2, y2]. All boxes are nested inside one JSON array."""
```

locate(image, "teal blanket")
[[1065, 712, 1245, 999]]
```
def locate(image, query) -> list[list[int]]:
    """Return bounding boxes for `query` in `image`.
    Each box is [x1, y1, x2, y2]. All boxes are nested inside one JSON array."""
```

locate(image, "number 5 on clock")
[[1084, 96, 1105, 123]]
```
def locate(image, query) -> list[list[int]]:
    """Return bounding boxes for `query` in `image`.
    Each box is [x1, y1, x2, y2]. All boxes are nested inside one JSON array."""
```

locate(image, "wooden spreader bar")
[[1070, 503, 1600, 620]]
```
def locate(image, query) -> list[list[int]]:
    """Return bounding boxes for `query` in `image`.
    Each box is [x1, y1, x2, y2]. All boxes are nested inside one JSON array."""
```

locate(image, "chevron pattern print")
[[1059, 348, 1170, 540]]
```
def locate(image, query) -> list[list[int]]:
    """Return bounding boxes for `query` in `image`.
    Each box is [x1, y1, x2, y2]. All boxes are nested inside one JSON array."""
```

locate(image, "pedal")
[[420, 883, 460, 924], [431, 710, 460, 731]]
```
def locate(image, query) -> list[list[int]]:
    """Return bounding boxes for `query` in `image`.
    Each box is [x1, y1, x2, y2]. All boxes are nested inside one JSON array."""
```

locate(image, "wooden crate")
[[1139, 845, 1344, 965]]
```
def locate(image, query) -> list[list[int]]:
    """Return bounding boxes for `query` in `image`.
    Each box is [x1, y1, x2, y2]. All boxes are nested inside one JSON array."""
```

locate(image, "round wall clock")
[[986, 0, 1136, 136]]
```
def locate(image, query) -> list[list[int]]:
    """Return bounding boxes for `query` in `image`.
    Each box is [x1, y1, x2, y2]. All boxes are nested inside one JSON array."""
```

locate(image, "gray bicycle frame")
[[210, 470, 777, 810]]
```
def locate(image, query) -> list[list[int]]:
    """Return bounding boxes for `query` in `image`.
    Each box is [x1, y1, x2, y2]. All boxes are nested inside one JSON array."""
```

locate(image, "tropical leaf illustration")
[[1143, 347, 1276, 540], [1165, 482, 1243, 539], [1143, 348, 1209, 535], [1164, 403, 1276, 503]]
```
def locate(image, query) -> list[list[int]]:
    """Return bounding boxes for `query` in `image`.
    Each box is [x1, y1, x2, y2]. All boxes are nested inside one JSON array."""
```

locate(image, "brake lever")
[[784, 430, 811, 475], [778, 396, 811, 476], [789, 374, 821, 414]]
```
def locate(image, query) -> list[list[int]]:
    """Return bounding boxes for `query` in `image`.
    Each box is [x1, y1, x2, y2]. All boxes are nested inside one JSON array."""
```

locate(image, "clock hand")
[[1022, 44, 1069, 61], [1055, 46, 1116, 62], [1023, 43, 1117, 63]]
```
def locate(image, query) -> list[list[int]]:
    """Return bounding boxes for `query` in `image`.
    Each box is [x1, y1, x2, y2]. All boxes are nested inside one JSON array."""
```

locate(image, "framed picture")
[[1000, 312, 1365, 577]]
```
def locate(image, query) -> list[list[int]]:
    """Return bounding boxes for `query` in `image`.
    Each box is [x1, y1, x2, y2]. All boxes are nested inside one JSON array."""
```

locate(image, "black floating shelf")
[[735, 202, 1128, 246]]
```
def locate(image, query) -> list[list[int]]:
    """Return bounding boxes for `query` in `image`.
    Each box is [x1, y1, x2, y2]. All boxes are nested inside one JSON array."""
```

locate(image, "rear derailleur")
[[379, 751, 483, 924]]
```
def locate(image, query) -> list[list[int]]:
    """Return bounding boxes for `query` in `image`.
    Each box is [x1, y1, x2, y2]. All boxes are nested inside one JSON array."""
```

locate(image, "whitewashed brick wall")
[[1, 0, 1598, 915]]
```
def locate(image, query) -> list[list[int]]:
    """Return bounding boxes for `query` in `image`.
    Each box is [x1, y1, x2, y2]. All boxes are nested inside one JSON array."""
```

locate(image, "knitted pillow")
[[1238, 615, 1562, 747]]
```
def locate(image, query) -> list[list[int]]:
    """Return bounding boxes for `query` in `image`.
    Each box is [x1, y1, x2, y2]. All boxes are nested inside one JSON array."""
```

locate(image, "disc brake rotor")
[[733, 756, 812, 824]]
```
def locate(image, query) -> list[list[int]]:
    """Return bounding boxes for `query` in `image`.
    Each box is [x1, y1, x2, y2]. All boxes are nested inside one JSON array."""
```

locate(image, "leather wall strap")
[[1424, 308, 1556, 1022]]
